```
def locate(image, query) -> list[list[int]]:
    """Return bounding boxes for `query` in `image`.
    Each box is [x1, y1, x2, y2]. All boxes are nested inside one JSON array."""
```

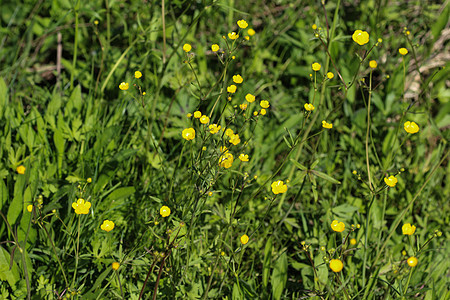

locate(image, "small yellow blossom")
[[202, 146, 206, 151], [16, 165, 26, 174], [312, 24, 317, 30], [245, 93, 255, 103], [244, 36, 249, 40], [384, 175, 398, 187], [247, 28, 255, 36], [404, 121, 419, 134], [228, 32, 239, 40], [211, 44, 219, 52], [239, 154, 249, 162], [322, 120, 333, 129], [369, 60, 377, 68], [402, 223, 416, 235], [160, 206, 171, 217], [352, 30, 370, 45], [200, 115, 210, 124], [327, 72, 334, 79], [208, 191, 213, 196], [240, 234, 249, 245], [100, 220, 115, 232], [239, 103, 248, 110], [119, 82, 129, 90], [232, 55, 236, 59], [229, 134, 241, 145], [350, 238, 357, 245], [399, 48, 408, 55], [219, 152, 234, 168], [331, 220, 345, 232], [193, 111, 202, 118], [72, 198, 91, 215], [407, 256, 418, 267], [27, 205, 33, 212], [143, 92, 146, 95], [312, 62, 321, 71], [135, 71, 142, 79], [260, 108, 267, 115], [183, 43, 192, 52], [112, 262, 120, 270], [237, 20, 248, 29], [187, 113, 192, 118], [304, 103, 315, 111], [227, 85, 237, 93], [253, 111, 258, 116], [406, 31, 410, 35], [225, 128, 234, 137], [378, 38, 383, 43], [260, 100, 270, 108], [182, 128, 195, 140], [209, 124, 221, 134], [94, 20, 99, 25], [271, 180, 287, 194], [233, 74, 243, 84], [87, 178, 92, 183], [329, 259, 344, 272]]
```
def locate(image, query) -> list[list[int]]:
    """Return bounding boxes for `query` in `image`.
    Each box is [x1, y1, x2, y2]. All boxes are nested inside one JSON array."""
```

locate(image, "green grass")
[[0, 0, 449, 299]]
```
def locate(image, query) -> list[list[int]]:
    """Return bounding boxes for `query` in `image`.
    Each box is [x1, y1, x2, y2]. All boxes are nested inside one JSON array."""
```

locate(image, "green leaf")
[[0, 246, 20, 287], [263, 237, 272, 287], [0, 77, 7, 119], [105, 186, 136, 202], [290, 159, 307, 171], [0, 179, 7, 211], [271, 252, 287, 300], [310, 170, 341, 184]]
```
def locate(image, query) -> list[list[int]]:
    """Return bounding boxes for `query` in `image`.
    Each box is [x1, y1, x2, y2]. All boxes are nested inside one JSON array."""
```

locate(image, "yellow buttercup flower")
[[245, 93, 255, 103], [312, 24, 317, 30], [100, 220, 115, 232], [160, 205, 171, 217], [404, 121, 419, 134], [72, 198, 91, 215], [369, 60, 377, 68], [271, 180, 287, 194], [312, 62, 321, 71], [229, 134, 241, 145], [209, 124, 221, 134], [327, 72, 334, 79], [350, 238, 357, 245], [193, 111, 202, 118], [227, 85, 237, 93], [237, 20, 248, 29], [402, 223, 416, 235], [399, 48, 408, 55], [186, 113, 192, 118], [384, 175, 398, 187], [225, 128, 234, 137], [112, 262, 120, 270], [260, 108, 267, 115], [331, 220, 345, 232], [16, 165, 26, 174], [233, 74, 243, 84], [183, 43, 192, 52], [228, 32, 239, 40], [304, 103, 315, 111], [407, 256, 418, 267], [119, 82, 129, 90], [329, 259, 344, 272], [182, 128, 195, 140], [200, 115, 210, 124], [239, 103, 248, 110], [253, 111, 258, 116], [260, 100, 270, 108], [322, 121, 333, 129], [27, 205, 33, 212], [134, 71, 142, 79], [240, 234, 249, 245], [352, 30, 369, 45], [211, 44, 220, 52], [247, 28, 255, 36], [219, 152, 234, 168], [239, 154, 249, 162]]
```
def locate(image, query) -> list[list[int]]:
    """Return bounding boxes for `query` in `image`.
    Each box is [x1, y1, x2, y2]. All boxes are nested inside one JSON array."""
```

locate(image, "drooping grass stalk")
[[70, 0, 81, 90]]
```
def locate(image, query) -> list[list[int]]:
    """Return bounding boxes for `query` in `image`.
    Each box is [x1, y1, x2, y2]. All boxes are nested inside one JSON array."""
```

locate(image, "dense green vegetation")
[[0, 0, 449, 299]]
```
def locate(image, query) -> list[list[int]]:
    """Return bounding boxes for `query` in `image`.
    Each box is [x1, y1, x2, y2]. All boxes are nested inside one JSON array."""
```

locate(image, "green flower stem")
[[365, 70, 374, 191], [70, 0, 80, 90], [72, 215, 81, 287], [362, 193, 375, 289], [403, 266, 414, 295]]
